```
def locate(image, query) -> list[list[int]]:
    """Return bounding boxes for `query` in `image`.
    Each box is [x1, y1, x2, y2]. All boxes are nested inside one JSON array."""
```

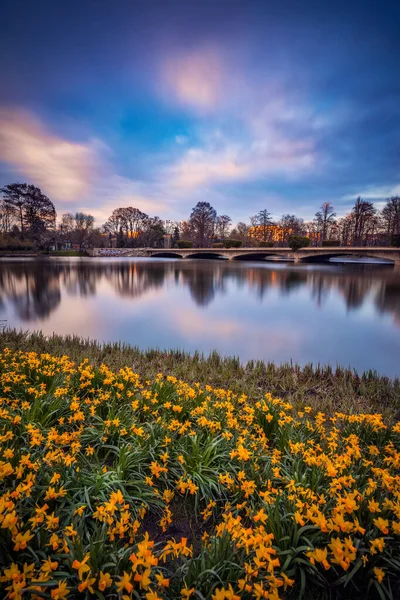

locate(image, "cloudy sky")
[[1, 0, 399, 225]]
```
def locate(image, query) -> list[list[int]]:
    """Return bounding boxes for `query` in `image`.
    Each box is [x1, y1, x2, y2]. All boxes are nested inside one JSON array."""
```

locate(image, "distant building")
[[248, 224, 288, 244]]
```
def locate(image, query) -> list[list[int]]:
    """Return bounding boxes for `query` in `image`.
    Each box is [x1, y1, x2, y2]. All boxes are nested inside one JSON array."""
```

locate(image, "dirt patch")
[[140, 498, 209, 555]]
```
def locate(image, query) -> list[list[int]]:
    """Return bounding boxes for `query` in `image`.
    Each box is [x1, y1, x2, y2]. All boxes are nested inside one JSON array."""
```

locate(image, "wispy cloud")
[[167, 145, 247, 188], [166, 128, 316, 189], [0, 101, 320, 224], [161, 47, 224, 112], [342, 184, 400, 201], [83, 176, 170, 223], [0, 107, 101, 200], [0, 107, 171, 223], [159, 50, 320, 189]]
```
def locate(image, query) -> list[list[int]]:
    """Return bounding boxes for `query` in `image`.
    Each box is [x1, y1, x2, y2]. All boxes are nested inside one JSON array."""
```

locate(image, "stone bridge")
[[89, 246, 400, 266]]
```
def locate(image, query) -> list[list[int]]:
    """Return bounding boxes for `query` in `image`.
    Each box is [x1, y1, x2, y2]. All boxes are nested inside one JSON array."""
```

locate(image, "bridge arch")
[[149, 251, 183, 259], [232, 252, 288, 261], [184, 252, 228, 260], [298, 251, 396, 264]]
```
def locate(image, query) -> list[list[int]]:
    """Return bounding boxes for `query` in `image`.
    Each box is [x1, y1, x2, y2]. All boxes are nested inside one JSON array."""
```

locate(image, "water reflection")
[[0, 264, 61, 321], [0, 258, 399, 322], [0, 258, 399, 375]]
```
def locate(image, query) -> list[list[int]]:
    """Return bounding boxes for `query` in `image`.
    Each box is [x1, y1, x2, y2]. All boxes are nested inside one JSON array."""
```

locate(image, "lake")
[[0, 257, 399, 377]]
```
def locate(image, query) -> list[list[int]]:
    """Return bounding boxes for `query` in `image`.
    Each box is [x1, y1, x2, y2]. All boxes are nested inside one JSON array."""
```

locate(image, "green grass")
[[1, 329, 399, 421]]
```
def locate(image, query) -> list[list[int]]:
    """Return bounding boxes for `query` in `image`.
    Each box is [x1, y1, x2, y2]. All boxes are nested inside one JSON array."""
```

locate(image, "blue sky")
[[0, 0, 399, 224]]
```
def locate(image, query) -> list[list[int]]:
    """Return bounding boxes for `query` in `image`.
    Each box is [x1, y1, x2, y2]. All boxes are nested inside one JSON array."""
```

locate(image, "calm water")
[[0, 257, 399, 377]]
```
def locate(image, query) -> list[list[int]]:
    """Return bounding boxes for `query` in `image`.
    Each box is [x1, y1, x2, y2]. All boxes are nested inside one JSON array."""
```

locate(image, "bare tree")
[[278, 214, 306, 245], [74, 213, 95, 249], [178, 220, 194, 242], [103, 207, 150, 246], [304, 221, 320, 246], [103, 209, 125, 237], [215, 215, 232, 240], [382, 197, 400, 239], [0, 201, 15, 233], [60, 213, 75, 235], [230, 221, 251, 244], [139, 217, 165, 247], [314, 202, 336, 243], [351, 197, 376, 246], [163, 220, 179, 235], [119, 207, 148, 239], [337, 215, 354, 246], [189, 202, 217, 246], [0, 183, 26, 235]]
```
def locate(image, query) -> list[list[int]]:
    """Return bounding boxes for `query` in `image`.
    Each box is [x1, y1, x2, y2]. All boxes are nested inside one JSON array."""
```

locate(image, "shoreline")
[[1, 329, 399, 420]]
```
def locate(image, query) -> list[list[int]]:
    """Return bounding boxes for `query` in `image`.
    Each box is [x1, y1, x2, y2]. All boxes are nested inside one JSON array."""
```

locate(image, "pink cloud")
[[0, 107, 170, 224], [82, 180, 170, 223], [0, 97, 319, 225], [161, 48, 224, 111], [167, 146, 247, 188], [0, 107, 101, 200], [167, 131, 316, 189], [159, 60, 318, 189], [158, 48, 322, 190]]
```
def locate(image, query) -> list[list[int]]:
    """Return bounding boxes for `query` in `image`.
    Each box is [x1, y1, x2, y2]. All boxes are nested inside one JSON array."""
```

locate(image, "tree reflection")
[[179, 263, 226, 307], [61, 264, 98, 297], [0, 259, 398, 325], [375, 282, 400, 325], [0, 263, 61, 321]]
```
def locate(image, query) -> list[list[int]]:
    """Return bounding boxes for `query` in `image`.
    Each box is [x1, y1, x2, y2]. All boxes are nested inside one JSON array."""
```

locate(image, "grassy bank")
[[0, 251, 39, 257], [0, 250, 85, 258], [0, 347, 399, 599], [45, 250, 86, 257], [1, 329, 399, 421]]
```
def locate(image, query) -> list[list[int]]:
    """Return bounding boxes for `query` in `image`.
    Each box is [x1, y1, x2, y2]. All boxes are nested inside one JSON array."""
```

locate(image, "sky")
[[0, 0, 400, 226]]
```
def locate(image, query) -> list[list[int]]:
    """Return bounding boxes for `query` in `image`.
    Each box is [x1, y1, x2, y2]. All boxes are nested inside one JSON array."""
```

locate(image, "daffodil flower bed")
[[0, 349, 399, 600]]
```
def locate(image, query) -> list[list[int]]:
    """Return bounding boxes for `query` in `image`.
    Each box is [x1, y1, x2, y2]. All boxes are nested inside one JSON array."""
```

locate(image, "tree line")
[[1, 181, 400, 250], [102, 198, 400, 249], [0, 183, 103, 250]]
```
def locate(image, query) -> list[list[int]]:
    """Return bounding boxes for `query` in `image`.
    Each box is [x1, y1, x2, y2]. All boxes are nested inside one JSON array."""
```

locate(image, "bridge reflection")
[[0, 259, 399, 325]]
